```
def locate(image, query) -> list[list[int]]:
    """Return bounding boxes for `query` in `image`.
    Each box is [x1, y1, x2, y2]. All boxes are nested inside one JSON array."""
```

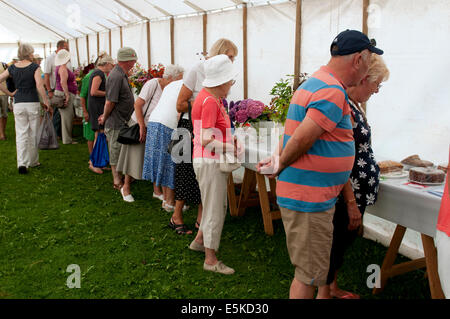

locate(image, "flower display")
[[228, 98, 272, 125], [129, 63, 165, 95], [74, 63, 95, 92]]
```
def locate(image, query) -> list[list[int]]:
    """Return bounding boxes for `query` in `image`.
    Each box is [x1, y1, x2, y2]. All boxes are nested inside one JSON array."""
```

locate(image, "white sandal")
[[120, 187, 135, 203]]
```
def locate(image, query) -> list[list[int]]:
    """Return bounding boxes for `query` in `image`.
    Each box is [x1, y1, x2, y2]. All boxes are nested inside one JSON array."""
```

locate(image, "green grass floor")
[[0, 114, 430, 299]]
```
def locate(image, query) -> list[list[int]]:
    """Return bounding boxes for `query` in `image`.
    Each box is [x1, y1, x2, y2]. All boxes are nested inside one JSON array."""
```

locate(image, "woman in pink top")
[[189, 55, 241, 275], [54, 49, 77, 145], [436, 147, 450, 298]]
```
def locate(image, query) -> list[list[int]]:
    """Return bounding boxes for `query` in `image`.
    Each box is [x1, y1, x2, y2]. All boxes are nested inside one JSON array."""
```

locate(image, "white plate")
[[408, 179, 445, 186], [380, 171, 409, 179]]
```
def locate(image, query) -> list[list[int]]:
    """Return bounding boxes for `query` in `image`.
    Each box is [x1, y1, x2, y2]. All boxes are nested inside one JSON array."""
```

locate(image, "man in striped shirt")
[[258, 30, 384, 299]]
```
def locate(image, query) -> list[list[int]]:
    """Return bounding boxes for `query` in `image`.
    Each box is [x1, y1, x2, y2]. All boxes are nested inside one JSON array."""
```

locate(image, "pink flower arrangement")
[[228, 99, 272, 125]]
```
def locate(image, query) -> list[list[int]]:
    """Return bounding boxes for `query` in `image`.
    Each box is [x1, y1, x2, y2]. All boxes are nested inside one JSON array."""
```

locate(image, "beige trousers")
[[55, 91, 75, 144], [13, 102, 40, 168], [193, 159, 229, 250]]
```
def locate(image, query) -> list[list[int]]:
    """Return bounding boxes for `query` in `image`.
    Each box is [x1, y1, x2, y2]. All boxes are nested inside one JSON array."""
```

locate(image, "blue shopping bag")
[[89, 132, 109, 168]]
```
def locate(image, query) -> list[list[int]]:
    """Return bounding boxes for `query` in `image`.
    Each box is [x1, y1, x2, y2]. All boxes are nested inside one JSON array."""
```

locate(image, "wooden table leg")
[[237, 168, 256, 217], [255, 172, 276, 236], [373, 224, 406, 295], [421, 234, 446, 299], [227, 173, 238, 217]]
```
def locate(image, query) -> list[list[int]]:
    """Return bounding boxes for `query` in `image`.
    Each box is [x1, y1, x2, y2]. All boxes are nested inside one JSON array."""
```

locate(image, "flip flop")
[[332, 292, 360, 299]]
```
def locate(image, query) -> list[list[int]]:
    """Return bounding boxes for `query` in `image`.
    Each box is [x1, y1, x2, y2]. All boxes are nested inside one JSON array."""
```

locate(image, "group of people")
[[1, 29, 448, 299]]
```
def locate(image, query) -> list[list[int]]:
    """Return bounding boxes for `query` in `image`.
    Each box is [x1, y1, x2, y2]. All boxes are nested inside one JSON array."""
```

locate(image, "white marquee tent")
[[1, 0, 449, 258]]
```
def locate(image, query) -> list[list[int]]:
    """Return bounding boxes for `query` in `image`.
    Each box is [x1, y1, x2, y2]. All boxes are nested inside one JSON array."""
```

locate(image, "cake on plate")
[[438, 164, 448, 174], [409, 167, 445, 184], [378, 160, 404, 174], [401, 154, 434, 168]]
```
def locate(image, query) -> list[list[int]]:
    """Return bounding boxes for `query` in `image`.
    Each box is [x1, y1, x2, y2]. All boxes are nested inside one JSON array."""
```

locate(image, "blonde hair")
[[209, 38, 238, 58], [18, 43, 34, 61], [96, 52, 114, 66], [367, 54, 390, 83]]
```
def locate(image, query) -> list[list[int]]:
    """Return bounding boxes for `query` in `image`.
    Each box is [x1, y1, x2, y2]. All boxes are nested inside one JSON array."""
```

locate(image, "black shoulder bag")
[[117, 82, 157, 145], [167, 101, 192, 156]]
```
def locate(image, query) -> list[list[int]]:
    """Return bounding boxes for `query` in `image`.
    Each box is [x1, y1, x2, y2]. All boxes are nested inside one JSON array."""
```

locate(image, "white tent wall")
[[68, 39, 78, 68], [247, 2, 296, 105], [99, 32, 110, 59], [123, 23, 149, 69], [77, 36, 88, 67], [207, 8, 244, 103], [150, 19, 171, 67], [301, 0, 363, 74], [0, 43, 45, 64], [110, 28, 121, 61], [367, 0, 450, 165], [173, 15, 203, 72], [88, 34, 97, 64]]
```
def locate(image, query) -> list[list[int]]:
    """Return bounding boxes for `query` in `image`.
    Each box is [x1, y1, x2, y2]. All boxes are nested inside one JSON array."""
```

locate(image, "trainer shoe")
[[203, 261, 235, 275]]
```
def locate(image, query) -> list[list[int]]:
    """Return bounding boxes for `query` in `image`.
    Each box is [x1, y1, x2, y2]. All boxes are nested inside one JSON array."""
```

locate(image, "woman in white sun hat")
[[189, 54, 242, 275], [54, 49, 77, 144]]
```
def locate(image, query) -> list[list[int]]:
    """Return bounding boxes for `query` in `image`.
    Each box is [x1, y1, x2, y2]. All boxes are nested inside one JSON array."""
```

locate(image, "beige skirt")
[[116, 119, 146, 180]]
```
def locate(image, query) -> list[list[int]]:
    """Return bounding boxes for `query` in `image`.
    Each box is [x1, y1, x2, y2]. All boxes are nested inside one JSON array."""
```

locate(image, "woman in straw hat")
[[54, 49, 77, 144], [0, 43, 51, 174]]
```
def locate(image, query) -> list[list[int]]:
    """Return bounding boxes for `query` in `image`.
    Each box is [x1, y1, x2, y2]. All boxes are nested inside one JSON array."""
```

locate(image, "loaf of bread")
[[409, 167, 445, 184], [401, 154, 434, 167], [378, 160, 404, 174]]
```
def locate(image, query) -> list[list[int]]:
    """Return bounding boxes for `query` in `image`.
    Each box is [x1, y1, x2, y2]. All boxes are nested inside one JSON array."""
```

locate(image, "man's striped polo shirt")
[[277, 65, 355, 213]]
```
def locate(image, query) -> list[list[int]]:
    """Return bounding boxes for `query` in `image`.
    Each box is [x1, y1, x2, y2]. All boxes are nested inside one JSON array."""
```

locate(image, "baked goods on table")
[[378, 160, 404, 174], [409, 167, 445, 184], [438, 164, 448, 173], [401, 154, 434, 168]]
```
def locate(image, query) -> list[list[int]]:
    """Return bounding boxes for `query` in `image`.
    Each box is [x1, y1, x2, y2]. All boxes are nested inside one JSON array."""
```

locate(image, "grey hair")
[[18, 43, 35, 61], [163, 64, 184, 79]]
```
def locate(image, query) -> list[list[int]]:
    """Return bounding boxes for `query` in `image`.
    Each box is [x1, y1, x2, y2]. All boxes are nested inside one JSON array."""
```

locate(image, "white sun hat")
[[55, 49, 71, 66], [202, 54, 239, 88]]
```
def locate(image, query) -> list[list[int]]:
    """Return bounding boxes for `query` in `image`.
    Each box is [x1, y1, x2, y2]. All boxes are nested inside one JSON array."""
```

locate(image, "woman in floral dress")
[[324, 53, 390, 299]]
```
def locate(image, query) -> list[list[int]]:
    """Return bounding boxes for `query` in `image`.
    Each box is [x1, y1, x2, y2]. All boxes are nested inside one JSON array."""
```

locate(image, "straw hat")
[[33, 54, 43, 60], [97, 52, 114, 65], [55, 49, 71, 66], [202, 54, 239, 88]]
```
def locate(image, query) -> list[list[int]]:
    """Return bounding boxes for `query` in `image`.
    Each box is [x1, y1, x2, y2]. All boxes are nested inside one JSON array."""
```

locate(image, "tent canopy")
[[0, 0, 285, 43]]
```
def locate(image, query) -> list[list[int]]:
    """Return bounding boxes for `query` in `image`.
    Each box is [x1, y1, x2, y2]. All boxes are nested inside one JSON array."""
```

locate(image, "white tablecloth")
[[237, 131, 445, 241]]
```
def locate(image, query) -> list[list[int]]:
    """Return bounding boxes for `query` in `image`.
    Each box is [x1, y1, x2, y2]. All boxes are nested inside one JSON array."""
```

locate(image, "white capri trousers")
[[193, 158, 229, 251], [13, 102, 41, 168], [436, 229, 450, 298]]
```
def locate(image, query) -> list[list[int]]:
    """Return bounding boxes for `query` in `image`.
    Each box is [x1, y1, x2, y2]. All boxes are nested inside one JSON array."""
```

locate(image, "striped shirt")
[[277, 66, 355, 213]]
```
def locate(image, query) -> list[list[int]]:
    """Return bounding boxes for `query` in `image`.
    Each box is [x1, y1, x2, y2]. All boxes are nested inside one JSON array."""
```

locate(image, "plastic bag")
[[89, 132, 109, 168], [37, 111, 59, 150]]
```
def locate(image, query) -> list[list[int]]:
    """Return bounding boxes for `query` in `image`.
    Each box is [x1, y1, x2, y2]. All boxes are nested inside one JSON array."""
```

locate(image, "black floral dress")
[[346, 100, 380, 211]]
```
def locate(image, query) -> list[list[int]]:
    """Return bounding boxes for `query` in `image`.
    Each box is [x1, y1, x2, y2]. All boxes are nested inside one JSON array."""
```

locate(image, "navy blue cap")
[[330, 29, 384, 56]]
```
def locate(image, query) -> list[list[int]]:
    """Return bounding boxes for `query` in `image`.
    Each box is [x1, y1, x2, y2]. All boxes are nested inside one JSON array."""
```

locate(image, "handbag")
[[117, 81, 157, 145], [167, 101, 192, 157], [50, 91, 67, 108], [198, 96, 241, 173]]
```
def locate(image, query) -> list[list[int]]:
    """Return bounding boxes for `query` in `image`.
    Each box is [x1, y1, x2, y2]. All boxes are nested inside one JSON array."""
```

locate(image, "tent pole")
[[147, 21, 151, 68], [243, 4, 248, 99], [120, 26, 123, 48], [293, 0, 302, 90], [109, 30, 112, 56], [86, 36, 90, 64], [75, 38, 80, 67], [202, 13, 207, 57], [170, 17, 175, 64], [97, 32, 100, 57], [362, 0, 370, 113], [43, 44, 46, 60]]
